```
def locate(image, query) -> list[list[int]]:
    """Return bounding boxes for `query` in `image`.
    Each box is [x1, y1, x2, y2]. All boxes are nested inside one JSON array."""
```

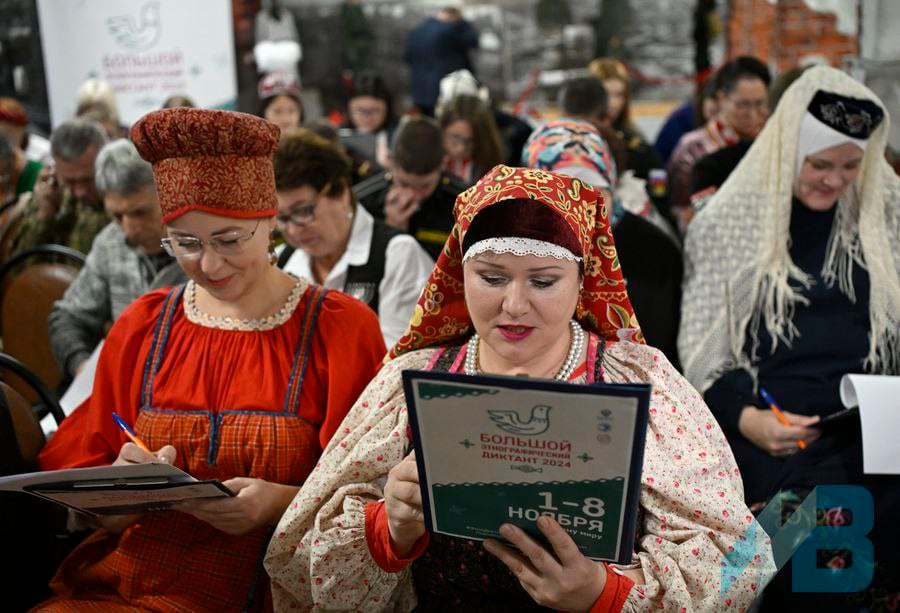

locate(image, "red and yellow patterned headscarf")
[[389, 164, 641, 359]]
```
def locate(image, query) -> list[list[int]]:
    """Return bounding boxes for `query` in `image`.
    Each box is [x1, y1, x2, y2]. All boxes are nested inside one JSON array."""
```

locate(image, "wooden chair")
[[0, 353, 66, 428], [0, 245, 85, 406], [0, 381, 44, 471]]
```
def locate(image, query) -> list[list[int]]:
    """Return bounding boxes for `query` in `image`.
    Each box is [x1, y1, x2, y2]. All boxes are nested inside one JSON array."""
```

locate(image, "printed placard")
[[403, 370, 649, 563]]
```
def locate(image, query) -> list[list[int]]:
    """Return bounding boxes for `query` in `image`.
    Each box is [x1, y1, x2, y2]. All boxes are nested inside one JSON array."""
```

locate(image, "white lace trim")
[[182, 278, 308, 331], [462, 237, 582, 264]]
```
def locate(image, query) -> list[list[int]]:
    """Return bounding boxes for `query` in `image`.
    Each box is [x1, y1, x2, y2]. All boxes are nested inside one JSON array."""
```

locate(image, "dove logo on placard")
[[107, 1, 162, 52], [488, 405, 551, 436]]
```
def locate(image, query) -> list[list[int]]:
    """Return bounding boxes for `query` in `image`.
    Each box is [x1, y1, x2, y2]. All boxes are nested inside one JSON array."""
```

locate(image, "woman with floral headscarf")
[[522, 119, 683, 370], [681, 66, 900, 608], [265, 165, 774, 611]]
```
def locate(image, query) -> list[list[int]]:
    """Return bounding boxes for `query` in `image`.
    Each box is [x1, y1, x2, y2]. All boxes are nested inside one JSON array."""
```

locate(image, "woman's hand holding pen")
[[113, 442, 177, 466], [738, 406, 821, 457], [96, 442, 178, 533], [177, 478, 299, 536]]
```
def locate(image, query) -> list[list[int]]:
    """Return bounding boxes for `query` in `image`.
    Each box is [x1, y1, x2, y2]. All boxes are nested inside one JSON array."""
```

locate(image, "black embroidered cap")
[[808, 90, 884, 139]]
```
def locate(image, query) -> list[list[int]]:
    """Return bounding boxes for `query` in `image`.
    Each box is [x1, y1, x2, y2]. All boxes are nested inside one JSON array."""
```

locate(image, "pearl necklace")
[[464, 320, 585, 381]]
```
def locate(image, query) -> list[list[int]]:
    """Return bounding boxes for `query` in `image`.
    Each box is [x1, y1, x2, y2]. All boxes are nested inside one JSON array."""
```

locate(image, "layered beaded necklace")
[[463, 319, 585, 381]]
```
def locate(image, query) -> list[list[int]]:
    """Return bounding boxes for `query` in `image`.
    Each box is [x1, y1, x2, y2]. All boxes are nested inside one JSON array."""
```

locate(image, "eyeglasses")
[[276, 185, 329, 228], [276, 202, 317, 228], [160, 219, 262, 258], [445, 132, 474, 148], [349, 106, 386, 118], [727, 97, 768, 114]]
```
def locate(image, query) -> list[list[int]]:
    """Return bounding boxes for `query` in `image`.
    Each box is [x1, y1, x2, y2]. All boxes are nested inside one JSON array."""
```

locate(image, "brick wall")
[[727, 0, 858, 71]]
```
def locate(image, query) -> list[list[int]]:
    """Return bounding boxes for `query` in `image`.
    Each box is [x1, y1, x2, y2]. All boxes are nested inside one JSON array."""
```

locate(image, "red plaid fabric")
[[37, 285, 387, 611]]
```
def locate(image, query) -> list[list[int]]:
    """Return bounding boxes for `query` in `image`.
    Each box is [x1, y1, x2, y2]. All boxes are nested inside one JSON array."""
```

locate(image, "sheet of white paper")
[[839, 374, 900, 474], [40, 340, 103, 436]]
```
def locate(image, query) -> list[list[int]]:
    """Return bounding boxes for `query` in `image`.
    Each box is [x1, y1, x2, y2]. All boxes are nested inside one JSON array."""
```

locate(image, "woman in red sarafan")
[[33, 108, 386, 611]]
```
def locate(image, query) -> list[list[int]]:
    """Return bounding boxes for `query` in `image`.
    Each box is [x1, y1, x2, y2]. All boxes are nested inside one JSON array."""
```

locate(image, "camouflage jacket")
[[11, 190, 109, 257]]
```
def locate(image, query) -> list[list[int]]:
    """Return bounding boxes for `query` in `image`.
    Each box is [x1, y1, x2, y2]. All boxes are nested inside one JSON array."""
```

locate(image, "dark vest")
[[278, 220, 401, 313]]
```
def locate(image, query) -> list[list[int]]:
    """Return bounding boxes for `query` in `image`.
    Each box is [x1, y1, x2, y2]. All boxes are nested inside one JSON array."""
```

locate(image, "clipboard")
[[812, 406, 859, 430], [0, 462, 234, 516], [402, 369, 650, 563]]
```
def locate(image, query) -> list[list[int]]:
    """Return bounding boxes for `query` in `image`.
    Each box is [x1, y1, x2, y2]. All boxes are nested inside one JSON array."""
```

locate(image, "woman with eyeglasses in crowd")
[[437, 93, 505, 186], [33, 108, 386, 611], [667, 56, 771, 228], [274, 128, 433, 347], [340, 70, 397, 170]]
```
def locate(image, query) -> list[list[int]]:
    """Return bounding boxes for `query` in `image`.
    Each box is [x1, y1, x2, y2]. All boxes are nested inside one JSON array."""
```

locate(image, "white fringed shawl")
[[679, 65, 900, 392]]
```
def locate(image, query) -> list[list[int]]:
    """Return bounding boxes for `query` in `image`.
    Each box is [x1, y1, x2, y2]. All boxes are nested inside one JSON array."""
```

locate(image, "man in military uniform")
[[10, 119, 109, 256], [354, 116, 466, 260]]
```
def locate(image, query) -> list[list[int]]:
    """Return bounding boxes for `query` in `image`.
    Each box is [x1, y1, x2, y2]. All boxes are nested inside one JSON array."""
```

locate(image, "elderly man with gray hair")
[[48, 139, 185, 378], [10, 118, 109, 256]]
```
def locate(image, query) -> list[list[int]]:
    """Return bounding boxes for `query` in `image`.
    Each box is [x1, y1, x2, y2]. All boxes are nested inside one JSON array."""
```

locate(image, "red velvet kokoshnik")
[[388, 164, 643, 360], [131, 107, 280, 223], [461, 198, 584, 259]]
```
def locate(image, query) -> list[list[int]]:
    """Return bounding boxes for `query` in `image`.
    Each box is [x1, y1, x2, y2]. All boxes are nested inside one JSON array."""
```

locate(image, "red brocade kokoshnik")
[[131, 107, 281, 223]]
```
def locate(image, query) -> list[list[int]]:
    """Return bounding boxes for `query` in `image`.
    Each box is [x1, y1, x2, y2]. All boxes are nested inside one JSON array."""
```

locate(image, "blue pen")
[[759, 388, 807, 449], [112, 412, 151, 453]]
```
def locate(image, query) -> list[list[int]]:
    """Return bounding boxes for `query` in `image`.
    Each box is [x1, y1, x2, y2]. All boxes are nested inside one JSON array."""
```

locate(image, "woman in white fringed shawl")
[[680, 66, 900, 609]]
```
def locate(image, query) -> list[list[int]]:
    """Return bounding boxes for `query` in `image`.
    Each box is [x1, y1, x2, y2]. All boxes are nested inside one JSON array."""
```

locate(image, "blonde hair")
[[76, 79, 120, 125], [588, 58, 632, 131]]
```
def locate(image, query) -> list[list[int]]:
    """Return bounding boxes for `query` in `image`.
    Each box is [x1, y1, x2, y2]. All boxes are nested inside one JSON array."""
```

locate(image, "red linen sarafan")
[[389, 164, 642, 359], [36, 283, 385, 611]]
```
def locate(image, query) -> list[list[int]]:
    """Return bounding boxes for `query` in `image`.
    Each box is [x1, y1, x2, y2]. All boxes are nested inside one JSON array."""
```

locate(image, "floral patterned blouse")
[[265, 336, 776, 611]]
